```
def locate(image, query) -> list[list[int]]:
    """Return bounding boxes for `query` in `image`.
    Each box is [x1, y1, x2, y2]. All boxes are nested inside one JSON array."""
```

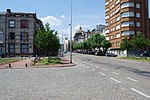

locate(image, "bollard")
[[9, 64, 11, 68], [25, 63, 28, 67]]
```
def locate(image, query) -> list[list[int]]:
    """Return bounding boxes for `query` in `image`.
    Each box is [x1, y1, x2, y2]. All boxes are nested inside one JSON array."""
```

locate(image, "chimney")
[[6, 9, 11, 13]]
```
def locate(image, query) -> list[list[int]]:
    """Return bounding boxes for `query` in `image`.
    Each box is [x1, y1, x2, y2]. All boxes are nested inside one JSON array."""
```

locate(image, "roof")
[[76, 27, 84, 34]]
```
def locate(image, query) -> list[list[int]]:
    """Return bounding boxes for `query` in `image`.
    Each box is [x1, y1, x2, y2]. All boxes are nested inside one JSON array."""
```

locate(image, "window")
[[136, 13, 141, 18], [116, 24, 120, 30], [20, 44, 28, 53], [115, 8, 120, 14], [136, 22, 141, 27], [0, 32, 3, 43], [8, 32, 15, 40], [121, 12, 134, 17], [9, 20, 15, 28], [105, 1, 109, 6], [105, 29, 110, 34], [136, 4, 140, 8], [110, 35, 114, 40], [116, 0, 120, 5], [106, 15, 109, 19], [21, 20, 28, 28], [116, 33, 121, 38], [121, 21, 135, 27], [121, 2, 134, 9], [116, 16, 120, 22], [8, 44, 15, 53], [20, 32, 28, 40], [122, 31, 135, 36]]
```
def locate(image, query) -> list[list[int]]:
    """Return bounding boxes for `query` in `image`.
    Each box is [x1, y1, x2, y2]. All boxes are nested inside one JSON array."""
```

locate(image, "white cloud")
[[40, 16, 62, 27], [60, 15, 65, 18]]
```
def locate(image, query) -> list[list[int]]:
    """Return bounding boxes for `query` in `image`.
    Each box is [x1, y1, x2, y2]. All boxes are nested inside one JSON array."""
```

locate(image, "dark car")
[[106, 53, 117, 57], [140, 51, 150, 57]]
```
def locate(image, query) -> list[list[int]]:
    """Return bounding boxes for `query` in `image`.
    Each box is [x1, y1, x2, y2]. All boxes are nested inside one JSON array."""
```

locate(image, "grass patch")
[[36, 57, 62, 65], [0, 58, 18, 64], [120, 57, 150, 62]]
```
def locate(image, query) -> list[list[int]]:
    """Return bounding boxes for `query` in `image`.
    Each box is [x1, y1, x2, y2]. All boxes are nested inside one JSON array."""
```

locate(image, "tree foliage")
[[73, 33, 112, 55], [120, 33, 150, 51], [35, 23, 60, 56]]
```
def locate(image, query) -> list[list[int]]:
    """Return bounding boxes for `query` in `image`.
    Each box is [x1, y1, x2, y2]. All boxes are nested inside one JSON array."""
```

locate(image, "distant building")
[[0, 9, 44, 57], [74, 27, 85, 44], [73, 25, 105, 44], [105, 0, 150, 56], [93, 24, 106, 36]]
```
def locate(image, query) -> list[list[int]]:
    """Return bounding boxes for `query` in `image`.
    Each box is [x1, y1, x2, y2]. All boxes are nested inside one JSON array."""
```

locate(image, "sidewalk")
[[0, 58, 34, 69], [0, 57, 76, 69]]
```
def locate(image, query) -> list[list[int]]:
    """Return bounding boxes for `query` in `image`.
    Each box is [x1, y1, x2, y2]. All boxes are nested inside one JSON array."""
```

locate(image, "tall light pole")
[[70, 0, 73, 63], [62, 28, 64, 57]]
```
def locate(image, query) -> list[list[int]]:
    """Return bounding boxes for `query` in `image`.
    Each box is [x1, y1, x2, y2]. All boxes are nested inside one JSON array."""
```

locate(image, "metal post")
[[9, 64, 11, 68], [62, 28, 64, 57], [70, 0, 73, 64]]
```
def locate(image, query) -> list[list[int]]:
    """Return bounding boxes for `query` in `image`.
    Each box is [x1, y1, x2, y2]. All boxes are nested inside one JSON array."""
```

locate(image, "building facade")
[[0, 9, 43, 57], [105, 0, 150, 56], [74, 25, 106, 44]]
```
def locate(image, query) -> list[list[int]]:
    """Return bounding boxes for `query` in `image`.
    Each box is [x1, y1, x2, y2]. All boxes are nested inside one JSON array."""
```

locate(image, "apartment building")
[[0, 9, 43, 57], [105, 0, 150, 56], [74, 25, 106, 44]]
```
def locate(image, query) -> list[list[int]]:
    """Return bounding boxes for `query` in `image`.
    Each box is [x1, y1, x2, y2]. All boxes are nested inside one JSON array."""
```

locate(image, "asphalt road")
[[72, 53, 150, 99], [0, 53, 149, 100]]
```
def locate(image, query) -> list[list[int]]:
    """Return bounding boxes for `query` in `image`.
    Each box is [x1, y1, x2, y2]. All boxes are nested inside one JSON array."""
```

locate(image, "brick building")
[[105, 0, 150, 56], [0, 9, 43, 57]]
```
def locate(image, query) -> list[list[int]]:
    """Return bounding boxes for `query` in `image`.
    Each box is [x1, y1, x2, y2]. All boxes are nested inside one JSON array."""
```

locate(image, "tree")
[[101, 40, 112, 55], [73, 33, 111, 55], [120, 33, 150, 51], [131, 33, 150, 50], [120, 37, 132, 51], [35, 23, 60, 56]]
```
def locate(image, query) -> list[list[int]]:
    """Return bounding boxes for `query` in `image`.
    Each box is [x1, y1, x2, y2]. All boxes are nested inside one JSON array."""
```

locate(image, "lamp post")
[[70, 0, 73, 63], [61, 28, 64, 57]]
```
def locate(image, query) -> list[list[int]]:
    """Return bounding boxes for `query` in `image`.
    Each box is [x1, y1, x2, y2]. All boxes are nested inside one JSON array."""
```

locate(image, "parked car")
[[140, 51, 150, 58], [105, 53, 117, 57]]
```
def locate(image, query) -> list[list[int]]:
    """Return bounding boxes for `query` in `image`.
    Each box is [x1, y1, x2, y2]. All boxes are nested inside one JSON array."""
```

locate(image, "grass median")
[[0, 58, 19, 64], [120, 57, 150, 62], [35, 57, 62, 65]]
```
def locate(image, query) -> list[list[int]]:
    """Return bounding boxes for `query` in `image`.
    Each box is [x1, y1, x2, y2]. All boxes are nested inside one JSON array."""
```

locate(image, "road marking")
[[112, 72, 119, 75], [131, 88, 150, 98], [126, 77, 138, 82], [102, 68, 107, 71], [87, 66, 89, 68], [110, 78, 121, 84], [99, 72, 106, 76], [92, 69, 96, 71]]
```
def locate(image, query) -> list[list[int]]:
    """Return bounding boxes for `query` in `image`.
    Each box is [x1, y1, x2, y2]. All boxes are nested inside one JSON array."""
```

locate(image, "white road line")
[[131, 88, 150, 98], [112, 72, 119, 75], [92, 69, 96, 71], [99, 72, 106, 76], [102, 68, 107, 71], [110, 78, 121, 84], [126, 77, 138, 82]]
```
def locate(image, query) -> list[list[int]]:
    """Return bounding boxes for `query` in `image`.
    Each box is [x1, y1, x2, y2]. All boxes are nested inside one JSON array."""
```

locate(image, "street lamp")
[[70, 0, 73, 63], [61, 28, 64, 57]]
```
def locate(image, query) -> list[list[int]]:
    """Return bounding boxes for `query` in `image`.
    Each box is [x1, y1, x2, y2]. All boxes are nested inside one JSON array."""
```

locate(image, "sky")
[[0, 0, 150, 41]]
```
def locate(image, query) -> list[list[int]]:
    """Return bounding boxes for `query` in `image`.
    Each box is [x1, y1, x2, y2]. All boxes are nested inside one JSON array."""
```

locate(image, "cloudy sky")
[[0, 0, 150, 42]]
